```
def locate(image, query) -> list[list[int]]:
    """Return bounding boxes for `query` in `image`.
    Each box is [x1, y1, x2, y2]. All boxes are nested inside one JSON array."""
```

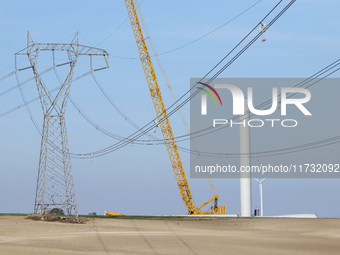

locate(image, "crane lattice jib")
[[124, 0, 195, 213]]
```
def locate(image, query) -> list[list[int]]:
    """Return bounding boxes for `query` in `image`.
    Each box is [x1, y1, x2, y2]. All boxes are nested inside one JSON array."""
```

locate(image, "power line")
[[158, 0, 263, 57], [71, 57, 339, 158], [14, 71, 41, 132], [95, 0, 145, 47], [173, 59, 340, 143], [90, 71, 157, 140], [61, 59, 340, 150], [0, 58, 26, 75], [10, 62, 340, 160], [67, 0, 296, 158], [9, 57, 338, 148], [0, 0, 288, 146], [0, 67, 54, 97], [0, 69, 91, 117], [0, 70, 16, 83], [58, 32, 78, 43], [0, 32, 82, 75], [0, 32, 25, 49], [68, 60, 340, 158], [53, 67, 160, 143], [3, 15, 340, 160], [110, 0, 263, 60], [6, 0, 334, 160], [178, 136, 340, 158]]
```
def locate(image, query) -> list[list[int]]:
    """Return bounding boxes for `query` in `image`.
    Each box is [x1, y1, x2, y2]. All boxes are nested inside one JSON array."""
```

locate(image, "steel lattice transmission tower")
[[15, 32, 109, 218]]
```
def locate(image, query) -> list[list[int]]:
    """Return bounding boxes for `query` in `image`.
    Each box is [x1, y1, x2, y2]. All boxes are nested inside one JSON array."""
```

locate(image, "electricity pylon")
[[15, 32, 109, 219]]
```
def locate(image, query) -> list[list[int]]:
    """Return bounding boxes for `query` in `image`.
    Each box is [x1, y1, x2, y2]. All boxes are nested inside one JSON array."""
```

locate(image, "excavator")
[[106, 0, 226, 215]]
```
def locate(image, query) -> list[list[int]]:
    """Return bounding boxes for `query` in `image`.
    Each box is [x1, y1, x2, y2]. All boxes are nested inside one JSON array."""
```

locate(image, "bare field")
[[0, 216, 339, 254]]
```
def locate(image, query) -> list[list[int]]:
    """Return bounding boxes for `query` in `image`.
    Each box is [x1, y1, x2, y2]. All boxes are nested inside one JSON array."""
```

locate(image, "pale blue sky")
[[1, 0, 340, 217]]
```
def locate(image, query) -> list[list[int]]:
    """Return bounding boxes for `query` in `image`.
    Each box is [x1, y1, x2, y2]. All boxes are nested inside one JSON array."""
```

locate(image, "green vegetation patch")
[[80, 215, 236, 221], [0, 213, 28, 216]]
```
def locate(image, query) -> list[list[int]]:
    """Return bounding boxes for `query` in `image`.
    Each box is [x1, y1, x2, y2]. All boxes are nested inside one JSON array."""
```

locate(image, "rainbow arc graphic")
[[197, 82, 222, 115]]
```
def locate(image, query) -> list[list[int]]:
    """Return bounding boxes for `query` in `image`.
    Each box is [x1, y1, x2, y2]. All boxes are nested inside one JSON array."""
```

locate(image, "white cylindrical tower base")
[[239, 98, 252, 217]]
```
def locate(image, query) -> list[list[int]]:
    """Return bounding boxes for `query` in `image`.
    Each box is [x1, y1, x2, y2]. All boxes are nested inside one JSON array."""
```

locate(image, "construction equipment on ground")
[[105, 211, 126, 216], [123, 0, 226, 215]]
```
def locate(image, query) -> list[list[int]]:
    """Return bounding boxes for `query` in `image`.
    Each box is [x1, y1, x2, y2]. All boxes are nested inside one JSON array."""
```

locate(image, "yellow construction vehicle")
[[124, 0, 226, 215], [105, 211, 126, 216]]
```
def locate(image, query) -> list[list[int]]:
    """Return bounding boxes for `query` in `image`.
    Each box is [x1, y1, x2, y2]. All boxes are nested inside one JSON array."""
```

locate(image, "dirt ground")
[[0, 216, 339, 255]]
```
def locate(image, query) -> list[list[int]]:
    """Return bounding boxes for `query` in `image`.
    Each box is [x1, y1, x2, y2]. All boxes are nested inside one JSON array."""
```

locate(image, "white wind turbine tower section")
[[253, 176, 268, 217], [239, 98, 251, 217]]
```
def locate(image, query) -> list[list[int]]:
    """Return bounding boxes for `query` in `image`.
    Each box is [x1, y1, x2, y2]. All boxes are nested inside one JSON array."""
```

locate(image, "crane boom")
[[124, 0, 224, 214]]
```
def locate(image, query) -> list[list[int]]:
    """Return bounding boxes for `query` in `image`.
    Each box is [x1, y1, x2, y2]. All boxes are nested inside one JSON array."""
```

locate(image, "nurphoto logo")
[[198, 82, 311, 128]]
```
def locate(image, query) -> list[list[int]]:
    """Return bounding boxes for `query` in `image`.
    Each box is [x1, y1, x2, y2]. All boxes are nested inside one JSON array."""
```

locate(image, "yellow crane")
[[124, 0, 226, 214]]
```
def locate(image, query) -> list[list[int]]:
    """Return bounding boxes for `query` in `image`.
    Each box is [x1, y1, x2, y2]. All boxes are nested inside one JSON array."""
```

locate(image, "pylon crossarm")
[[15, 43, 108, 56]]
